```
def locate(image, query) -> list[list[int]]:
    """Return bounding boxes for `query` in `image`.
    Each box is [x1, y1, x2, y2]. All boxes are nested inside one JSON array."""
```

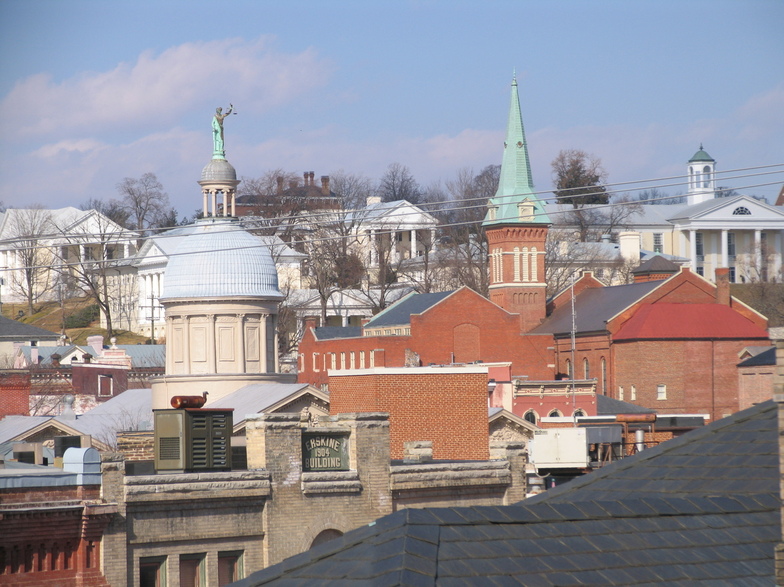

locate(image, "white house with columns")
[[348, 197, 439, 268], [547, 147, 784, 284]]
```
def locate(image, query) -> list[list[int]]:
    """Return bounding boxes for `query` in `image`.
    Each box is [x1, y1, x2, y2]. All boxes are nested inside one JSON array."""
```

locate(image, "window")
[[548, 409, 562, 418], [488, 206, 498, 221], [656, 384, 667, 400], [340, 352, 346, 369], [98, 374, 113, 397], [601, 358, 607, 396], [583, 358, 589, 379], [729, 267, 736, 282], [727, 232, 736, 257], [631, 385, 636, 401], [218, 551, 243, 586], [732, 206, 751, 216], [359, 351, 365, 369], [565, 359, 572, 379], [179, 554, 205, 587], [702, 165, 711, 188], [518, 202, 535, 221], [573, 409, 585, 418], [618, 386, 624, 401], [653, 233, 663, 254], [349, 352, 355, 369], [695, 232, 704, 258], [312, 353, 319, 372], [524, 410, 537, 424], [140, 556, 167, 587]]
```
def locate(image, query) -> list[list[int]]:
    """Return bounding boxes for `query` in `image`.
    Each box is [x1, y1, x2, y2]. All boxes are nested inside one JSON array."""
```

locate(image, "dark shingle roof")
[[314, 326, 362, 340], [234, 400, 779, 585], [0, 316, 60, 341], [595, 395, 655, 415], [738, 346, 776, 367], [531, 281, 661, 335], [365, 291, 454, 329], [631, 254, 679, 275]]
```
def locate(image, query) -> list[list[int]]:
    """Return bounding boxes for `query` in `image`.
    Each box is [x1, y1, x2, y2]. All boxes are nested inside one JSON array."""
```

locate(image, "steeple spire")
[[484, 75, 550, 227]]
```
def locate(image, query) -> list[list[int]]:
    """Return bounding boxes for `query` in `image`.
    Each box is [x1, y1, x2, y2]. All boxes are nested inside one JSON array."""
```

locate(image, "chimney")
[[715, 267, 730, 305], [321, 175, 330, 195], [309, 171, 315, 186], [289, 179, 297, 190], [366, 195, 382, 206], [82, 353, 92, 364], [304, 316, 319, 332], [619, 231, 641, 264], [51, 353, 61, 368], [276, 176, 284, 195], [303, 172, 309, 186], [87, 335, 104, 355]]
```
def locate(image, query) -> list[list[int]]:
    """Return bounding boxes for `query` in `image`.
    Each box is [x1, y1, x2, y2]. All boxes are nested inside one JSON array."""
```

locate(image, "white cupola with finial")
[[687, 145, 716, 206]]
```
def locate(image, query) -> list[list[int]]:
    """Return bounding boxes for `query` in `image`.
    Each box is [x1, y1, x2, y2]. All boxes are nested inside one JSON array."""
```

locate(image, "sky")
[[1, 0, 782, 218]]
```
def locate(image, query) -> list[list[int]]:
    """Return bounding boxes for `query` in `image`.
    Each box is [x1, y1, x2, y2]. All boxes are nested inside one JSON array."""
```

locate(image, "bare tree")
[[116, 173, 173, 233], [80, 198, 130, 227], [52, 212, 133, 338], [3, 207, 56, 315], [378, 162, 422, 204], [552, 150, 609, 207]]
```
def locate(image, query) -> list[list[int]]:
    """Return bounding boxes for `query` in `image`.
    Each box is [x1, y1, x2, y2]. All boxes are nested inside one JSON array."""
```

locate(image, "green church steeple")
[[484, 76, 550, 227]]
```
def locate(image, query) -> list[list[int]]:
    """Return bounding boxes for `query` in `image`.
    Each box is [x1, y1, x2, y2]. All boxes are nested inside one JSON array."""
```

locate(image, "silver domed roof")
[[201, 158, 237, 182], [161, 218, 282, 301]]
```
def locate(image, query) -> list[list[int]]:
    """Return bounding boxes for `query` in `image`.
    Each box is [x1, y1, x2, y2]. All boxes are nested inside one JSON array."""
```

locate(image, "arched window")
[[601, 357, 607, 396], [524, 410, 538, 424], [573, 409, 585, 418], [583, 358, 590, 379], [548, 409, 562, 418], [565, 359, 572, 379], [732, 206, 751, 216], [702, 165, 711, 188], [311, 529, 344, 549]]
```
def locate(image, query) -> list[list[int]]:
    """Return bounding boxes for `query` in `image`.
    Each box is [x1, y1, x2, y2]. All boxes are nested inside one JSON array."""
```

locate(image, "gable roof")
[[595, 394, 654, 415], [364, 290, 455, 329], [236, 400, 778, 586], [613, 303, 770, 340]]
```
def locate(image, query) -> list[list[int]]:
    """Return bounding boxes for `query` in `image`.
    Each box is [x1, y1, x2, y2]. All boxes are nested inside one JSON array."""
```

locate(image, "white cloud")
[[1, 36, 333, 139]]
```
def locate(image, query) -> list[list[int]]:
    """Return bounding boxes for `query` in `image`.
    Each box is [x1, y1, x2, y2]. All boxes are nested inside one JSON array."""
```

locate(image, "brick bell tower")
[[483, 75, 550, 332]]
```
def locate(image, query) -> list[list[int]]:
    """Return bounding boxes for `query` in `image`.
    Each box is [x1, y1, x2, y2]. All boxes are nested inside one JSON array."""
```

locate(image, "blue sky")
[[1, 0, 782, 216]]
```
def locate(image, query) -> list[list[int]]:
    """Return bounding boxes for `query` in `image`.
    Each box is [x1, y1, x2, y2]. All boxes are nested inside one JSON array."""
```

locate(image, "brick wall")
[[116, 431, 154, 461], [0, 371, 31, 417], [329, 368, 490, 460]]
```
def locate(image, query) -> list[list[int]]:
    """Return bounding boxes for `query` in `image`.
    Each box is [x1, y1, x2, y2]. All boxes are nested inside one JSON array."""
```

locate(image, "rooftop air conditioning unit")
[[154, 409, 233, 473]]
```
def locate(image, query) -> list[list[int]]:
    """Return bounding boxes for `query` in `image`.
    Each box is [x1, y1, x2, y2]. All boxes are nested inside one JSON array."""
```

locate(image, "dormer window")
[[488, 206, 498, 221], [518, 201, 535, 221], [732, 206, 751, 216]]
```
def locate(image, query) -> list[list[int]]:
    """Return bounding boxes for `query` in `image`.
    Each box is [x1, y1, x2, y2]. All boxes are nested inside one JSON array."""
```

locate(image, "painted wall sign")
[[302, 434, 349, 471]]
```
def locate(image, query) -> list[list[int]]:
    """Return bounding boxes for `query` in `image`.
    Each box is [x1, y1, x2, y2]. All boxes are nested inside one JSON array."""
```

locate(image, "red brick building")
[[298, 287, 554, 390], [298, 77, 771, 423], [329, 366, 490, 460]]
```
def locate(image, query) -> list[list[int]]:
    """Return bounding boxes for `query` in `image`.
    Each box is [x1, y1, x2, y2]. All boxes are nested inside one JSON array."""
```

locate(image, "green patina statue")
[[212, 104, 234, 158]]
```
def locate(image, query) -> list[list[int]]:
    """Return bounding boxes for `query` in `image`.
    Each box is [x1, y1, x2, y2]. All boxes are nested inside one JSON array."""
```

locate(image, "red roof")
[[614, 303, 768, 340]]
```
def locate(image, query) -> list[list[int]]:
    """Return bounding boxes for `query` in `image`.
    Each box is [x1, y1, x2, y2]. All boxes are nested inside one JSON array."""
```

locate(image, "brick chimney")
[[321, 176, 330, 195], [303, 172, 309, 186], [87, 335, 104, 355], [309, 171, 315, 186], [51, 353, 61, 368], [276, 176, 284, 195], [715, 267, 730, 305]]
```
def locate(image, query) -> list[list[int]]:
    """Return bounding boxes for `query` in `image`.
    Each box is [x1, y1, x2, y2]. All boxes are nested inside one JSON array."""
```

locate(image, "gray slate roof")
[[205, 382, 314, 424], [365, 290, 454, 329], [595, 394, 655, 415], [314, 326, 362, 340], [531, 281, 662, 336], [236, 400, 778, 585]]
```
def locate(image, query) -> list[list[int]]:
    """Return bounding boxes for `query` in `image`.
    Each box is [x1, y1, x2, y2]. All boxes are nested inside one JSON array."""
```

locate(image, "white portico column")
[[689, 229, 697, 270], [410, 229, 417, 258], [260, 314, 268, 373], [203, 189, 209, 217], [230, 189, 236, 217], [211, 190, 217, 217], [721, 229, 728, 269], [391, 231, 398, 264], [754, 230, 762, 275]]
